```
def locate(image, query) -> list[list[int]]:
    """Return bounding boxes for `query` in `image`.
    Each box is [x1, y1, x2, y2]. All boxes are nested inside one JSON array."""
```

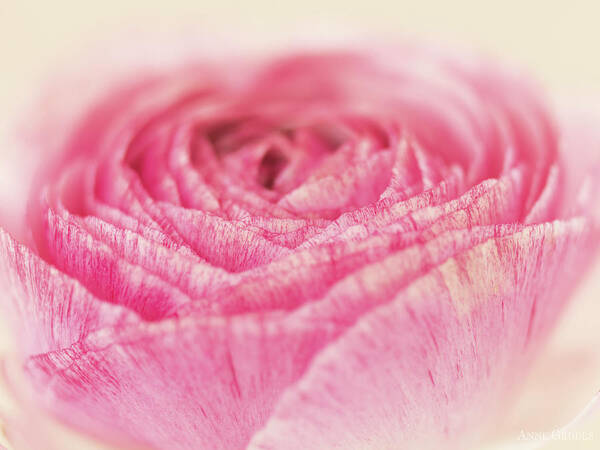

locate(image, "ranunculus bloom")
[[0, 44, 599, 449]]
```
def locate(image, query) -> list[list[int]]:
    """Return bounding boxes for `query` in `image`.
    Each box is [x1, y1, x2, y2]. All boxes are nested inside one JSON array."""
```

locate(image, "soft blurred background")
[[1, 1, 600, 449]]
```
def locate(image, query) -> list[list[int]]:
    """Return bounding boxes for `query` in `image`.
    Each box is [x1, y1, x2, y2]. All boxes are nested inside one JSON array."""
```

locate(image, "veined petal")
[[248, 219, 599, 450]]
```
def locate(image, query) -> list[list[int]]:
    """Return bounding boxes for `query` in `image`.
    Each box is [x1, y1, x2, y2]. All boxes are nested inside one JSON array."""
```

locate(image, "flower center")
[[257, 147, 289, 190]]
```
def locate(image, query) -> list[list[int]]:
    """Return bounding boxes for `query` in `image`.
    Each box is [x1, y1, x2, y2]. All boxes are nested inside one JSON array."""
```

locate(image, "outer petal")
[[248, 219, 598, 450], [0, 229, 137, 355], [21, 313, 335, 449]]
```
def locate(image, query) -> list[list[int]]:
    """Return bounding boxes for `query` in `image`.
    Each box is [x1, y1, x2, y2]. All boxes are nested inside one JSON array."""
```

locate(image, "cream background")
[[1, 1, 600, 449]]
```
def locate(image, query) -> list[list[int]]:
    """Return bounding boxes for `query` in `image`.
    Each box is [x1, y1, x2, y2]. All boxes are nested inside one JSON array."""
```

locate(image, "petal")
[[248, 219, 598, 450], [21, 313, 333, 449], [0, 228, 137, 355]]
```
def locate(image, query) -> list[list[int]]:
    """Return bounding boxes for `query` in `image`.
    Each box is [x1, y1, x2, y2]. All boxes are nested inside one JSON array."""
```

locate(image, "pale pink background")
[[0, 1, 599, 449]]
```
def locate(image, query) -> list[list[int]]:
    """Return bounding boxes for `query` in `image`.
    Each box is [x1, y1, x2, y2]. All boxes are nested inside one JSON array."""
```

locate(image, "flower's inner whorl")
[[33, 50, 566, 320]]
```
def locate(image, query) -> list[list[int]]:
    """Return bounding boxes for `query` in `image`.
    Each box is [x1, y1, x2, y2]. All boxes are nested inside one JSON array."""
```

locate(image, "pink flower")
[[0, 44, 599, 449]]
